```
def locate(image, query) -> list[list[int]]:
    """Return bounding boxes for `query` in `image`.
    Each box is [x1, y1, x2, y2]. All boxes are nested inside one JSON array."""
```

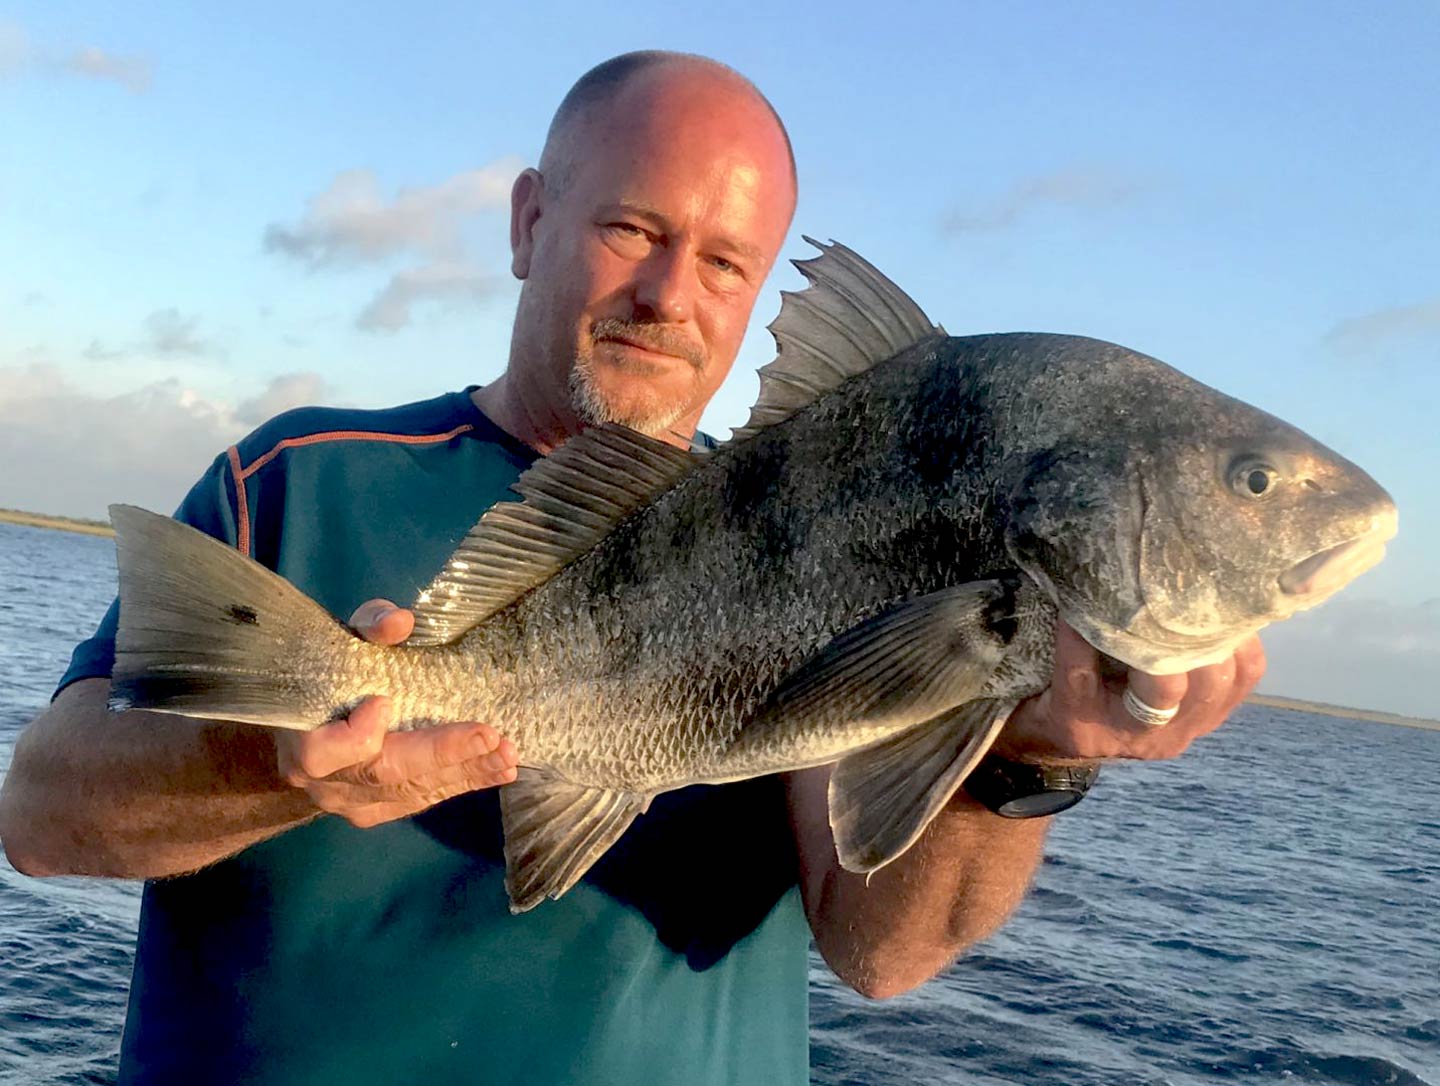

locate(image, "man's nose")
[[632, 247, 695, 323]]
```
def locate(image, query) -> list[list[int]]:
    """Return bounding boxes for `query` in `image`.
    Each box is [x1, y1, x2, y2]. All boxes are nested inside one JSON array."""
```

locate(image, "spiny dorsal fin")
[[409, 423, 699, 645], [729, 237, 942, 443]]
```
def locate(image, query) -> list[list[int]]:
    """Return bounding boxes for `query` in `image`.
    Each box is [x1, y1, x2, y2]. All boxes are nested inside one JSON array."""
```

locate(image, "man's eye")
[[608, 223, 645, 237], [708, 255, 742, 276]]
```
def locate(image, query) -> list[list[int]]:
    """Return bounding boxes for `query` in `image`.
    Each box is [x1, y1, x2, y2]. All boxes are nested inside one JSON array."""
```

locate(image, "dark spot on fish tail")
[[226, 604, 259, 625]]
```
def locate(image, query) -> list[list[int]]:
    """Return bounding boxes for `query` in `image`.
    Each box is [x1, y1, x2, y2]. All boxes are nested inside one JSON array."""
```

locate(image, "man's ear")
[[510, 168, 546, 280]]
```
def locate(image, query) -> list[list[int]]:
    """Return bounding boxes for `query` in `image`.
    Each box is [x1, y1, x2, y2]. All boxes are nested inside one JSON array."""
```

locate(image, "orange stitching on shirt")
[[226, 445, 250, 557], [237, 425, 475, 481], [227, 424, 475, 557]]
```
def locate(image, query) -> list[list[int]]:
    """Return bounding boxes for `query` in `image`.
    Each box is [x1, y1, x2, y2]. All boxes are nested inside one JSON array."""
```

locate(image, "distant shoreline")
[[0, 508, 114, 538], [1248, 694, 1439, 732]]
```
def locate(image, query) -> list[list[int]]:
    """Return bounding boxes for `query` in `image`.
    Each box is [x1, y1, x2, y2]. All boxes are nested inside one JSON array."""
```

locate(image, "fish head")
[[1004, 386, 1397, 674]]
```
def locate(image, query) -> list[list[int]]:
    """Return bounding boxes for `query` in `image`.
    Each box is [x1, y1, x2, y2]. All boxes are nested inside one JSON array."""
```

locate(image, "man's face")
[[510, 69, 796, 436]]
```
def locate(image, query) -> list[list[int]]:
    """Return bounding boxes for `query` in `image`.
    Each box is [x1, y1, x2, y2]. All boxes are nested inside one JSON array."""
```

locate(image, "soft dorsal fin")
[[409, 423, 699, 645], [729, 237, 942, 443]]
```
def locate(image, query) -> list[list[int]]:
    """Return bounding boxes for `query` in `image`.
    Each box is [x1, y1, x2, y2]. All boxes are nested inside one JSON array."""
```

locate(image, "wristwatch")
[[963, 753, 1100, 818]]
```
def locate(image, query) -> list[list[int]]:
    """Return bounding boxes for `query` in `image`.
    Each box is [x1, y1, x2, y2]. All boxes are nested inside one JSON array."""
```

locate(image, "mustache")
[[591, 318, 705, 369]]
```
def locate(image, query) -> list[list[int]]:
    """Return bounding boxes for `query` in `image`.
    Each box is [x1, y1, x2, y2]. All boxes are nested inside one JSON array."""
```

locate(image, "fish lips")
[[1278, 509, 1398, 599]]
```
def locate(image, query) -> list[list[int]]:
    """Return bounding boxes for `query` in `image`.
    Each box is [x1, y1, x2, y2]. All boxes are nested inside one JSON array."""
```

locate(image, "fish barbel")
[[108, 239, 1397, 912]]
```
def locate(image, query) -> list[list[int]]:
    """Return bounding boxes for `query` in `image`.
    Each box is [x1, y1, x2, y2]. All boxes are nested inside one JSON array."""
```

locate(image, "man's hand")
[[994, 620, 1267, 763], [274, 599, 518, 829]]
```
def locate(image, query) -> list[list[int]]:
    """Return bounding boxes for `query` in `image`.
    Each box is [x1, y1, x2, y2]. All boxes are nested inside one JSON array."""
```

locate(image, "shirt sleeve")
[[53, 453, 241, 698]]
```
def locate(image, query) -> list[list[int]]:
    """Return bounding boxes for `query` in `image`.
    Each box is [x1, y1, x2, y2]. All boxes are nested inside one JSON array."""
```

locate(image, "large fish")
[[108, 240, 1397, 912]]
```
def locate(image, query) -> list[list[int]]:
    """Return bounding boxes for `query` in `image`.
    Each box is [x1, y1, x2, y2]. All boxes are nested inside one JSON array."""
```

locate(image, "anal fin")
[[499, 769, 650, 913], [829, 698, 1016, 874]]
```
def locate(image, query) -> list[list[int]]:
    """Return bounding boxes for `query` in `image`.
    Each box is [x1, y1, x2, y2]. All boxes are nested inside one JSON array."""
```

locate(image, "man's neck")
[[470, 378, 581, 456]]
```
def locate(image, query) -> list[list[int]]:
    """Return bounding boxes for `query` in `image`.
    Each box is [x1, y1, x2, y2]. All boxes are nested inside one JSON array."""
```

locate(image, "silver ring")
[[1123, 686, 1180, 728]]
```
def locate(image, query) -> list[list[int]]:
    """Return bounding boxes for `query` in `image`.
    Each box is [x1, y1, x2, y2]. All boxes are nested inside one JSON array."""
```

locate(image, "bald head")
[[538, 51, 797, 200], [481, 51, 797, 450]]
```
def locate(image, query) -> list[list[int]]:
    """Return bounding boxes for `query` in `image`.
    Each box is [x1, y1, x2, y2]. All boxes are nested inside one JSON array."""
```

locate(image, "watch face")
[[965, 755, 1100, 818], [997, 789, 1086, 819]]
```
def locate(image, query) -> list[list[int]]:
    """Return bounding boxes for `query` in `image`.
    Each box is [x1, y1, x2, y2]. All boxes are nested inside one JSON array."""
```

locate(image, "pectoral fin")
[[757, 579, 1018, 738], [829, 698, 1016, 874], [499, 770, 650, 913]]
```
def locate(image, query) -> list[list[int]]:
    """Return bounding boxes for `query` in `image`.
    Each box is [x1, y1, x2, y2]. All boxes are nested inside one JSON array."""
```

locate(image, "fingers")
[[336, 722, 508, 787], [276, 597, 514, 828], [1048, 621, 1104, 717], [1225, 635, 1267, 714], [277, 696, 393, 781], [321, 740, 519, 827], [276, 700, 519, 827], [997, 623, 1266, 764], [1123, 670, 1189, 718], [1107, 637, 1261, 756], [348, 599, 416, 646]]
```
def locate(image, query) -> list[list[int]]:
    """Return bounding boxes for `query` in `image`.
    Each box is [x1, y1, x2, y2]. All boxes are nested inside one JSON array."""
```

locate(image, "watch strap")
[[963, 753, 1101, 818]]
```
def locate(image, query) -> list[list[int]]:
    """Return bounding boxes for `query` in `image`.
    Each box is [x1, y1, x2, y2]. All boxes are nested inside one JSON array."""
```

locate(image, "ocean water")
[[0, 519, 1436, 1085]]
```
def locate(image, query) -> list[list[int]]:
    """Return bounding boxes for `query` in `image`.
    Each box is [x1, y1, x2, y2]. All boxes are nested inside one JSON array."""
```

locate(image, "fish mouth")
[[1278, 509, 1398, 597]]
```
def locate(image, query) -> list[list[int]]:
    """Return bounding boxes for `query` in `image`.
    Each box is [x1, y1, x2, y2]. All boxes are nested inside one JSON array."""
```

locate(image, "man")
[[0, 51, 1263, 1085]]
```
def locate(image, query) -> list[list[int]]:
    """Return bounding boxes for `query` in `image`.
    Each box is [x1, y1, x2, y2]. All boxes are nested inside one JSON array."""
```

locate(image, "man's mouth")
[[592, 320, 704, 369]]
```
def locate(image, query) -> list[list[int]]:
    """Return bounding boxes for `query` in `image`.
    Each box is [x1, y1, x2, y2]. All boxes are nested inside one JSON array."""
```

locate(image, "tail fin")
[[107, 504, 355, 730]]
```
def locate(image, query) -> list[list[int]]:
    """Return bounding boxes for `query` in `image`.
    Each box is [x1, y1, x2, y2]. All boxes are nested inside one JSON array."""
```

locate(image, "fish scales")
[[400, 338, 1011, 791], [106, 239, 1397, 911]]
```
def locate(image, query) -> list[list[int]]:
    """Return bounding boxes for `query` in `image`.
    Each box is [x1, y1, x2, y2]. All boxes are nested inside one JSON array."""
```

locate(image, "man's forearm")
[[0, 678, 315, 879], [788, 766, 1048, 1000]]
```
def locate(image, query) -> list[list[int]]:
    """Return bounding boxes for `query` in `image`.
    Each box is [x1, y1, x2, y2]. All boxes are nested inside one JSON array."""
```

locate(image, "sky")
[[2, 1, 1437, 716]]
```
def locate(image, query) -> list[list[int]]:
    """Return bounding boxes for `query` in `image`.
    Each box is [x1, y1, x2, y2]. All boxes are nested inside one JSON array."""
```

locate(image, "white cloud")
[[264, 162, 519, 267], [1325, 297, 1440, 356], [0, 366, 331, 519], [235, 372, 330, 426], [263, 162, 519, 332], [942, 167, 1149, 233], [356, 262, 496, 332], [62, 45, 151, 93], [1258, 596, 1440, 720], [144, 308, 209, 357], [82, 339, 127, 362], [0, 21, 151, 93], [77, 309, 215, 363]]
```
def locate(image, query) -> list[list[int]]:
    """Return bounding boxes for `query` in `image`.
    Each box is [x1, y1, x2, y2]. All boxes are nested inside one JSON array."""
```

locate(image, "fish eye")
[[1229, 458, 1280, 499]]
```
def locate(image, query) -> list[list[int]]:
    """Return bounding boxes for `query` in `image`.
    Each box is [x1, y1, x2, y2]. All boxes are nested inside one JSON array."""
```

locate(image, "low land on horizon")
[[1247, 693, 1439, 731], [0, 508, 114, 537]]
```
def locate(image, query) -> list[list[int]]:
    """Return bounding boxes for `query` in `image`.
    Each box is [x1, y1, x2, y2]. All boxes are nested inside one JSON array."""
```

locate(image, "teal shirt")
[[61, 391, 811, 1086]]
